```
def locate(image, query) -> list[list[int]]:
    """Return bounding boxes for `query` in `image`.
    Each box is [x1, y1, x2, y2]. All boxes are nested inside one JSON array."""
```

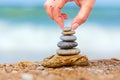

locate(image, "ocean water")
[[0, 6, 120, 63]]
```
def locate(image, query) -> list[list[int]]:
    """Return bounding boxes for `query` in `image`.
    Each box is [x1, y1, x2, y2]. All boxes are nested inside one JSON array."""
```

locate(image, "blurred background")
[[0, 0, 120, 63]]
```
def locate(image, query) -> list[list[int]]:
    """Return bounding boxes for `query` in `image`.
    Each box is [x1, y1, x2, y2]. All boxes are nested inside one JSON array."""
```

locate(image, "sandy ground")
[[0, 58, 120, 80]]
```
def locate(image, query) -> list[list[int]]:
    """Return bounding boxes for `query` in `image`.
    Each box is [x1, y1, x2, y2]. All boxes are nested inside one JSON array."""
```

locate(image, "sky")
[[0, 0, 120, 7]]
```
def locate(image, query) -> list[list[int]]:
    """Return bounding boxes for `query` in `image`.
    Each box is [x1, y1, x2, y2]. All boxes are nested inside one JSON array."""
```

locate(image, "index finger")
[[44, 0, 54, 19], [52, 0, 66, 28]]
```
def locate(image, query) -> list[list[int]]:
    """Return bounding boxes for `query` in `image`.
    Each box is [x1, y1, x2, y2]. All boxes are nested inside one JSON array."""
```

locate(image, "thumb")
[[71, 6, 88, 30], [71, 16, 86, 30], [71, 0, 95, 30]]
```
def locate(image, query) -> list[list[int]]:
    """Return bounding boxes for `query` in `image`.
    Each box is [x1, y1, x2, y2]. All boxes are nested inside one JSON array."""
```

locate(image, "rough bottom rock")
[[57, 48, 80, 56], [42, 55, 88, 68]]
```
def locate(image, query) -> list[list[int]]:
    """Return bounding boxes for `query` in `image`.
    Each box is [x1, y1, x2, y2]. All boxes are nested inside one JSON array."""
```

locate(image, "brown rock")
[[42, 55, 88, 68], [62, 31, 75, 35], [18, 61, 37, 69]]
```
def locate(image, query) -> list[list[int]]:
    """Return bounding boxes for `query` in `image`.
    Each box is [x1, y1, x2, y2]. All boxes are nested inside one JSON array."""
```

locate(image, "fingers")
[[44, 0, 54, 19], [74, 0, 81, 7], [44, 0, 67, 29], [45, 6, 54, 20], [72, 0, 95, 30], [44, 0, 95, 30], [54, 13, 68, 29], [62, 13, 68, 20], [52, 0, 67, 29]]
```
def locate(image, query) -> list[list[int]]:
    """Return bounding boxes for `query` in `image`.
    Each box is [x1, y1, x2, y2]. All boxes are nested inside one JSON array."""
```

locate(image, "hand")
[[44, 0, 95, 30]]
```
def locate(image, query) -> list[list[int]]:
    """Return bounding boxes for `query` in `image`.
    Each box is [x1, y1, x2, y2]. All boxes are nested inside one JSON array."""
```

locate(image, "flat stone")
[[57, 41, 78, 49], [63, 27, 71, 32], [57, 48, 80, 56], [42, 55, 88, 68], [62, 31, 75, 35], [60, 35, 77, 42]]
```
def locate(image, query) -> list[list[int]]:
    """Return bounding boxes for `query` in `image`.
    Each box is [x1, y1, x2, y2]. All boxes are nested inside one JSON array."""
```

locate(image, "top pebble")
[[63, 27, 71, 32]]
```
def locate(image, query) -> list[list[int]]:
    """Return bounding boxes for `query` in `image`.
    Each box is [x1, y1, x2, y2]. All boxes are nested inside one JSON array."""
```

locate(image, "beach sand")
[[0, 58, 120, 80]]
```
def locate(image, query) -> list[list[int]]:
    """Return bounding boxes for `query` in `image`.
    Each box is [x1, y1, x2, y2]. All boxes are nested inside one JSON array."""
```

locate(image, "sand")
[[0, 58, 120, 80]]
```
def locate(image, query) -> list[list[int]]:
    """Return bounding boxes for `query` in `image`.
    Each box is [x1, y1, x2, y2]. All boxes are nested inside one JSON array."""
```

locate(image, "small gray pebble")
[[60, 35, 77, 42], [57, 41, 78, 49], [63, 27, 71, 32]]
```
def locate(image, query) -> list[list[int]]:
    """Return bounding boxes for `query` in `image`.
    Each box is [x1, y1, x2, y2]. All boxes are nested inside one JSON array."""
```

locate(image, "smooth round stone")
[[60, 35, 77, 42], [63, 27, 71, 32], [57, 48, 80, 56], [57, 41, 78, 49], [62, 31, 75, 35]]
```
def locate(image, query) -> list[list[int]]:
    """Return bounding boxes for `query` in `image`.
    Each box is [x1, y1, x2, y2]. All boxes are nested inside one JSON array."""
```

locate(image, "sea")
[[0, 5, 120, 63]]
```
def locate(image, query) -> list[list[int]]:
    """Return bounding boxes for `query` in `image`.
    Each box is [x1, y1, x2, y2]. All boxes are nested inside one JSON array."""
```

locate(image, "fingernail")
[[72, 23, 79, 30]]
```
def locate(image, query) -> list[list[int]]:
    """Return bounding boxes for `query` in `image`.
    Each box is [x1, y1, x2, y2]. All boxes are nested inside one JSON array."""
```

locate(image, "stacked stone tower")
[[42, 27, 88, 68], [57, 27, 80, 56]]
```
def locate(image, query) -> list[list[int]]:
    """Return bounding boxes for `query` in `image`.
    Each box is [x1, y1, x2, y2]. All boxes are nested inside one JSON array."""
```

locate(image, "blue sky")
[[0, 0, 120, 7]]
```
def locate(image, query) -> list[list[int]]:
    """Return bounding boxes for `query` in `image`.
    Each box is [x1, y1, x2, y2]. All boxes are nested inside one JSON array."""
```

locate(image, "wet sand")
[[0, 58, 120, 80]]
